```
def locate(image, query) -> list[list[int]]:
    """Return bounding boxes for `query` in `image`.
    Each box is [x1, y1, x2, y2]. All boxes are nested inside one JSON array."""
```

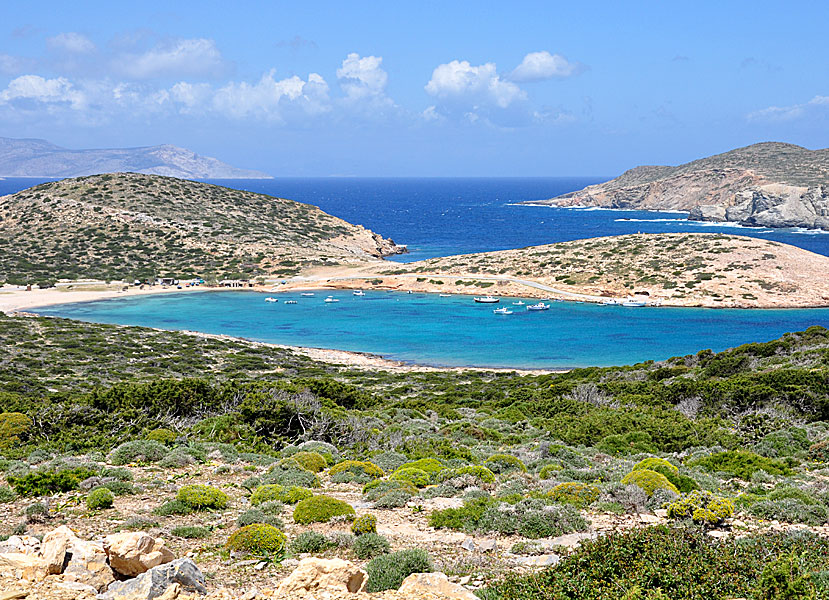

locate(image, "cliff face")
[[533, 142, 829, 229]]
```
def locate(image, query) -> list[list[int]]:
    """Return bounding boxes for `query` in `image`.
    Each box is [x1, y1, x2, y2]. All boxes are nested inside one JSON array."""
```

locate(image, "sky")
[[1, 1, 828, 176]]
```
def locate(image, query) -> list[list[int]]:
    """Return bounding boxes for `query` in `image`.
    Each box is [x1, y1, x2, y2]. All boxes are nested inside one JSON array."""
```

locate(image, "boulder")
[[688, 204, 726, 222], [42, 525, 78, 574], [399, 572, 478, 600], [0, 552, 49, 581], [63, 538, 114, 592], [276, 557, 367, 595], [104, 532, 175, 577], [101, 558, 206, 600], [0, 535, 41, 556]]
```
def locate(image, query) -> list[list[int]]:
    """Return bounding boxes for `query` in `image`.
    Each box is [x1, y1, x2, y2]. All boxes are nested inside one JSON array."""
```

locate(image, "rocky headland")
[[527, 142, 829, 230]]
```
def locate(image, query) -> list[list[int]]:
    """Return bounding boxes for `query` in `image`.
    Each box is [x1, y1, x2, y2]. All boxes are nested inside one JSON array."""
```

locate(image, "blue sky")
[[1, 1, 827, 176]]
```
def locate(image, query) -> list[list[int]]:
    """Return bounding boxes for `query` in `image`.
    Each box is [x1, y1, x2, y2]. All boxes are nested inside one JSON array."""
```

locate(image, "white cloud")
[[117, 38, 225, 79], [747, 95, 829, 121], [48, 32, 96, 54], [0, 74, 86, 110], [337, 53, 388, 100], [510, 51, 581, 82], [211, 70, 330, 120], [0, 54, 31, 75], [425, 60, 525, 109]]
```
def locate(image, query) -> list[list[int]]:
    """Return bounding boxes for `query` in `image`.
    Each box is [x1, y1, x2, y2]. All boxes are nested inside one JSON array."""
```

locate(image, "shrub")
[[390, 467, 429, 488], [236, 508, 284, 529], [291, 451, 327, 473], [293, 495, 356, 524], [365, 548, 432, 592], [101, 467, 133, 481], [144, 428, 177, 445], [295, 440, 340, 463], [87, 486, 115, 509], [667, 491, 734, 526], [251, 484, 312, 506], [539, 464, 562, 480], [351, 514, 377, 536], [176, 484, 229, 510], [688, 450, 792, 480], [363, 479, 418, 501], [621, 469, 680, 497], [548, 482, 600, 508], [0, 412, 32, 449], [172, 525, 211, 539], [436, 465, 496, 485], [24, 502, 50, 522], [397, 458, 446, 478], [225, 524, 286, 557], [263, 462, 321, 488], [756, 553, 815, 600], [289, 531, 331, 554], [633, 457, 678, 473], [153, 499, 192, 516], [354, 533, 390, 559], [809, 440, 829, 462], [100, 480, 135, 496], [0, 486, 17, 503], [633, 457, 697, 493], [329, 460, 384, 480], [483, 454, 527, 474], [750, 499, 829, 526], [371, 451, 408, 473], [374, 489, 412, 509], [596, 431, 657, 455], [109, 440, 168, 465], [8, 466, 98, 497]]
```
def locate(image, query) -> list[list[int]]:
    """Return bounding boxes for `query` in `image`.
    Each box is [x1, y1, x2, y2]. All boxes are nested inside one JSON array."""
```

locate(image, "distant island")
[[526, 142, 829, 230], [0, 137, 272, 179]]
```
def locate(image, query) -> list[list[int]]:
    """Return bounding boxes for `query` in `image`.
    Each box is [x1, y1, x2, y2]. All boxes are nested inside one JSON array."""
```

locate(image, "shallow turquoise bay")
[[35, 291, 829, 369]]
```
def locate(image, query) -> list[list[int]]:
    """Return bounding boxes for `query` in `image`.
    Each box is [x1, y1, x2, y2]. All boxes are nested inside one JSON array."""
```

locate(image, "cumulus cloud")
[[117, 38, 225, 79], [425, 60, 525, 109], [509, 51, 582, 82], [337, 53, 388, 100], [211, 70, 330, 120], [0, 74, 86, 110], [747, 95, 829, 121], [48, 32, 96, 54]]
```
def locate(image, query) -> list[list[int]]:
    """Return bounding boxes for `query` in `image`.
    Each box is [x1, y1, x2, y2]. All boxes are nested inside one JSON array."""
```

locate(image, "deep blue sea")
[[35, 291, 829, 370], [6, 175, 827, 368], [3, 177, 828, 261]]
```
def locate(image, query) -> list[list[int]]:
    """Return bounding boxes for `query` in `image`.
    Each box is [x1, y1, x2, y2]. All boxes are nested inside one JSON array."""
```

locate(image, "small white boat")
[[512, 300, 525, 306], [324, 296, 339, 303], [621, 300, 647, 307], [439, 294, 452, 297], [353, 290, 366, 296], [602, 299, 620, 306], [264, 297, 278, 303], [474, 296, 500, 303], [301, 292, 315, 297], [526, 302, 550, 311], [284, 300, 297, 304], [493, 307, 513, 315]]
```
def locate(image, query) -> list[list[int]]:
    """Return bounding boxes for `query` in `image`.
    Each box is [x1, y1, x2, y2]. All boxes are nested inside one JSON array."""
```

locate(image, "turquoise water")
[[36, 291, 829, 369]]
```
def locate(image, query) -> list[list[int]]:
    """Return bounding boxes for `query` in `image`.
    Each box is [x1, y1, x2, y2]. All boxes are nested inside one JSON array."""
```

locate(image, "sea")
[[5, 175, 828, 369]]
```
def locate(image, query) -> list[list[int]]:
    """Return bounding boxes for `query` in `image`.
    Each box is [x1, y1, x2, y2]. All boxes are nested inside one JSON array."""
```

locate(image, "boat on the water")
[[353, 290, 366, 296], [264, 297, 278, 303], [621, 300, 647, 307], [439, 294, 452, 297], [602, 299, 620, 305], [493, 307, 513, 315], [512, 300, 525, 305], [526, 302, 550, 311], [474, 296, 500, 303], [324, 296, 339, 303], [300, 292, 315, 297], [284, 300, 297, 304]]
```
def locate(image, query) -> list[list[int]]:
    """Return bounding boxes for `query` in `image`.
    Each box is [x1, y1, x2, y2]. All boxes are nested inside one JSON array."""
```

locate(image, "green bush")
[[436, 465, 496, 485], [808, 440, 829, 462], [365, 548, 432, 592], [0, 412, 32, 449], [8, 466, 98, 497], [750, 499, 829, 526], [225, 524, 286, 557], [621, 469, 679, 497], [756, 553, 815, 600], [289, 531, 332, 554], [667, 491, 734, 526], [293, 495, 356, 524], [263, 462, 321, 488], [688, 450, 792, 480], [250, 484, 313, 506], [354, 533, 390, 559], [109, 440, 168, 465], [176, 484, 229, 510], [596, 431, 657, 455], [101, 467, 133, 481], [390, 467, 429, 488], [87, 486, 114, 509], [0, 486, 17, 503], [329, 460, 384, 480], [483, 453, 527, 474], [351, 514, 377, 536], [171, 525, 211, 539], [291, 451, 328, 473], [363, 479, 417, 500], [396, 458, 446, 477], [633, 457, 678, 473], [236, 508, 284, 529], [538, 464, 562, 480], [374, 489, 413, 509], [633, 457, 697, 493], [548, 482, 600, 508], [144, 428, 178, 445], [153, 499, 192, 516]]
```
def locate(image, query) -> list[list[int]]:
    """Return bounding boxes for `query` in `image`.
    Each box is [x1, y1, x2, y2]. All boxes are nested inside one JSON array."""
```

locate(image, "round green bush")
[[0, 412, 32, 449], [484, 453, 527, 474], [354, 533, 390, 559], [225, 524, 286, 557], [436, 465, 497, 485], [144, 428, 177, 445], [621, 469, 679, 497], [236, 508, 284, 529], [633, 457, 678, 473], [390, 467, 430, 488], [809, 440, 829, 462], [263, 463, 320, 488], [329, 460, 384, 480], [109, 440, 168, 465], [289, 531, 331, 554], [397, 458, 446, 478], [171, 525, 211, 539], [87, 486, 114, 509], [548, 482, 600, 508], [293, 495, 356, 524], [251, 484, 313, 506], [176, 484, 229, 510], [291, 451, 328, 473], [365, 548, 432, 592], [634, 457, 698, 493], [538, 464, 562, 480], [351, 513, 378, 536], [667, 490, 734, 527]]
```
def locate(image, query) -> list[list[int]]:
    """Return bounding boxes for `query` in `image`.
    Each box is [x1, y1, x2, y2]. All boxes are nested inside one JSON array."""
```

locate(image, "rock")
[[57, 580, 99, 594], [477, 538, 497, 553], [0, 552, 49, 581], [104, 532, 175, 577], [0, 535, 41, 556], [519, 554, 561, 567], [547, 531, 597, 549], [460, 538, 476, 552], [654, 509, 668, 518], [688, 205, 726, 222], [42, 525, 78, 574], [639, 513, 661, 524], [276, 558, 367, 595], [63, 539, 114, 592], [79, 476, 104, 491], [399, 572, 478, 600], [101, 558, 206, 599]]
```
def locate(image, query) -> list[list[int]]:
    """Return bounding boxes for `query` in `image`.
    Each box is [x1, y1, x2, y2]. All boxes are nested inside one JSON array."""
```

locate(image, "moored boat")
[[284, 300, 297, 304], [526, 302, 550, 311], [493, 307, 513, 315], [353, 290, 366, 296], [324, 296, 339, 303], [474, 296, 500, 303], [264, 297, 278, 303], [301, 292, 315, 297]]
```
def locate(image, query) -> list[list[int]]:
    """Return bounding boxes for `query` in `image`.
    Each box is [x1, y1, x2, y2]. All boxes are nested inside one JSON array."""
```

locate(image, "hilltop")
[[290, 233, 829, 308], [527, 142, 829, 229], [0, 137, 272, 179], [0, 173, 403, 284]]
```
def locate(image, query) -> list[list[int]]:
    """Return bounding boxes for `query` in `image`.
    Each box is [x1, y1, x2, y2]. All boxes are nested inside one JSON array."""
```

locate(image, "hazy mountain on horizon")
[[0, 137, 272, 179]]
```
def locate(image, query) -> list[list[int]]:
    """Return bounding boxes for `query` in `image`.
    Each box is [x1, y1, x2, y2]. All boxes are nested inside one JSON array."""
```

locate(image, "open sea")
[[4, 175, 827, 368]]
